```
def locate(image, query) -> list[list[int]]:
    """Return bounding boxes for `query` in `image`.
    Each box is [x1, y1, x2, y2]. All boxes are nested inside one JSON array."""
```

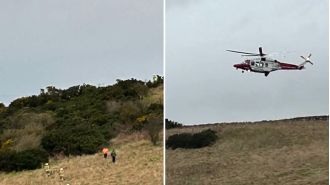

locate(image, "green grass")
[[166, 119, 328, 185]]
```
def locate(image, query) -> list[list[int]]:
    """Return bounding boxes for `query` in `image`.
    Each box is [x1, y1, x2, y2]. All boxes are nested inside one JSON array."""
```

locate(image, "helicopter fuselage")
[[233, 57, 302, 76]]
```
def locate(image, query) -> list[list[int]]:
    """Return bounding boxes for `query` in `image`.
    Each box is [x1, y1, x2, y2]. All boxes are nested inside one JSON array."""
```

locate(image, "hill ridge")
[[178, 115, 329, 128]]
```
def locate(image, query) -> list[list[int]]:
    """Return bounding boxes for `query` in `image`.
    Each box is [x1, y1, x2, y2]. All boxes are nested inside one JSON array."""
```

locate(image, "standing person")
[[102, 147, 109, 159], [59, 168, 65, 181], [111, 148, 117, 163], [44, 163, 51, 177]]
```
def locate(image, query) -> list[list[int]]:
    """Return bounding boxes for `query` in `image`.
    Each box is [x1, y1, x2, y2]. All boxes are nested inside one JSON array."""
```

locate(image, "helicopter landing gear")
[[264, 72, 269, 77]]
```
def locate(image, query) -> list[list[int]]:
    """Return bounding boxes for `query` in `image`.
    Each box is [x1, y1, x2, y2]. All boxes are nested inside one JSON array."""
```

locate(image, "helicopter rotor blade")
[[241, 54, 261, 56], [227, 47, 267, 57], [226, 50, 259, 55], [300, 56, 306, 60]]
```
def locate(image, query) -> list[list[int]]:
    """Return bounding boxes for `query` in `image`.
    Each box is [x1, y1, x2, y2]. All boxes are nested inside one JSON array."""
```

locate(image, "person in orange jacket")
[[102, 147, 109, 159]]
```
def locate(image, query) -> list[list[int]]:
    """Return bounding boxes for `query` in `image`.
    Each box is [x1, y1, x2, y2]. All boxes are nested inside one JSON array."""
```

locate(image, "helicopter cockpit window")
[[265, 63, 268, 67], [251, 61, 255, 66], [255, 62, 263, 67]]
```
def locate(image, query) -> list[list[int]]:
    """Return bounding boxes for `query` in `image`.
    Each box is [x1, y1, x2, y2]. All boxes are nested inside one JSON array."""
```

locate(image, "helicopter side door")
[[263, 62, 273, 72], [265, 60, 280, 72]]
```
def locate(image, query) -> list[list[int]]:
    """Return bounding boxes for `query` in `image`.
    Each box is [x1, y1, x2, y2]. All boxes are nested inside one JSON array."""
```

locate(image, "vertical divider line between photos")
[[328, 1, 330, 180], [163, 0, 166, 184]]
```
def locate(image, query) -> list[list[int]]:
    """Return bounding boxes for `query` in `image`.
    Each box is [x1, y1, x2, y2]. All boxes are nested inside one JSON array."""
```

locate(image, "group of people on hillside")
[[44, 163, 65, 181], [102, 147, 117, 163], [43, 147, 117, 182]]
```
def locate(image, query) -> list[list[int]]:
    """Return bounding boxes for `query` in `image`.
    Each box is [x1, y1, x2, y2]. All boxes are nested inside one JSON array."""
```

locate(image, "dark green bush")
[[42, 126, 107, 155], [147, 103, 163, 114], [0, 149, 48, 172], [0, 150, 16, 171], [166, 129, 217, 149], [99, 124, 116, 140], [165, 119, 183, 129]]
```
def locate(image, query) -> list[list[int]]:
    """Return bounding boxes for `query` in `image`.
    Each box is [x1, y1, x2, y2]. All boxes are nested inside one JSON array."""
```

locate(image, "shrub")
[[41, 126, 107, 155], [0, 150, 16, 171], [0, 149, 48, 172], [165, 119, 183, 129], [166, 129, 218, 149], [147, 103, 163, 114], [145, 117, 162, 145], [99, 124, 116, 140]]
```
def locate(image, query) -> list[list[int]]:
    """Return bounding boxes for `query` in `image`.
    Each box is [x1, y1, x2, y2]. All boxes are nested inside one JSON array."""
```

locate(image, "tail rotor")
[[298, 54, 313, 69], [300, 53, 313, 65]]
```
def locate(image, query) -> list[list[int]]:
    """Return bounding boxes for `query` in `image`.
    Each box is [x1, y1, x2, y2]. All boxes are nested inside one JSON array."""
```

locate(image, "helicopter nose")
[[233, 63, 249, 70], [233, 64, 242, 68]]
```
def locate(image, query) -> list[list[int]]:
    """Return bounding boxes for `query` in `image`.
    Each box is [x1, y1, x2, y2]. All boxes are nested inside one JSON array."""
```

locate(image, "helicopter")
[[226, 47, 313, 77]]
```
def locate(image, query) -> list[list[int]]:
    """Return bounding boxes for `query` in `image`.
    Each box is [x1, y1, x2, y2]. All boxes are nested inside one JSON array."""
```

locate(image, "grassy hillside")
[[0, 133, 163, 185], [0, 77, 163, 174], [166, 116, 328, 185]]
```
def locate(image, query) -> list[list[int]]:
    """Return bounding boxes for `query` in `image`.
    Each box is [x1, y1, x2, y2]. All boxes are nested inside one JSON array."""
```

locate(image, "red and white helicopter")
[[227, 47, 313, 76]]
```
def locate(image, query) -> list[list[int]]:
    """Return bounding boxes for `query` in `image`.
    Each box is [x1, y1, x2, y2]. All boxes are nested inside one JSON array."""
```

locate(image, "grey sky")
[[166, 0, 328, 124], [0, 0, 163, 105]]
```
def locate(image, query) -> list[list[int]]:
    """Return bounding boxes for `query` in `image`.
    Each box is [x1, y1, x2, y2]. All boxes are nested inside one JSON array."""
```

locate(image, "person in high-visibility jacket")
[[102, 147, 109, 159], [111, 148, 117, 163]]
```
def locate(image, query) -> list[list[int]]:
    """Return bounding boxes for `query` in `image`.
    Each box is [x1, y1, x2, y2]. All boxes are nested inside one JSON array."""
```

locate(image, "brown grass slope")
[[0, 134, 163, 185], [166, 117, 328, 185]]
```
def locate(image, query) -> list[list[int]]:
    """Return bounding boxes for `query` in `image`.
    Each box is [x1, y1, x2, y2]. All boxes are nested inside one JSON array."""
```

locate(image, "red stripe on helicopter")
[[278, 62, 298, 70]]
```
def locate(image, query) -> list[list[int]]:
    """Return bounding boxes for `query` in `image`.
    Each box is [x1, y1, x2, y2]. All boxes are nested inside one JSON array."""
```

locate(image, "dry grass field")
[[166, 117, 328, 185], [0, 133, 163, 185]]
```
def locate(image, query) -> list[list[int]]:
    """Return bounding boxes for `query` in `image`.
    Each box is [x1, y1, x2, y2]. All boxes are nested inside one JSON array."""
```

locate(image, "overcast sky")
[[166, 0, 328, 124], [0, 0, 163, 105]]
